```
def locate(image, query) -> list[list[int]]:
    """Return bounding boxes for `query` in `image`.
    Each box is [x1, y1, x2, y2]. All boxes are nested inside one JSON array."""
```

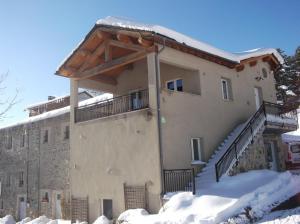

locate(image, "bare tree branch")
[[0, 72, 19, 121]]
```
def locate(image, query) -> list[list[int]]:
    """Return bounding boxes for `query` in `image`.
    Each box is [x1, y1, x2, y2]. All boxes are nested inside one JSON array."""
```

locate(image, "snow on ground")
[[92, 216, 111, 224], [256, 207, 300, 224], [0, 215, 16, 224], [117, 170, 300, 224]]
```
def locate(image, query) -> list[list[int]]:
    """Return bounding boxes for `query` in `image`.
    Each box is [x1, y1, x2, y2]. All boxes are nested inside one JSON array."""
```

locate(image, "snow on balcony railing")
[[75, 89, 149, 123]]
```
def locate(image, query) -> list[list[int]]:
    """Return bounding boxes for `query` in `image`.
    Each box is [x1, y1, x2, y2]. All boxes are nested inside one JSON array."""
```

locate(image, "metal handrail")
[[215, 101, 298, 182]]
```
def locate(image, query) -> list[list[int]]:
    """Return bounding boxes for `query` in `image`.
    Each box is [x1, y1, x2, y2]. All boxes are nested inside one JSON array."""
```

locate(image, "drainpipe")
[[154, 40, 166, 197], [26, 124, 30, 206], [37, 125, 41, 215]]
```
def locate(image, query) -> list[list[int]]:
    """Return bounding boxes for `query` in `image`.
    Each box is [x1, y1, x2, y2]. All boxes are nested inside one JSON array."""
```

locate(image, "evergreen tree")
[[274, 47, 300, 103]]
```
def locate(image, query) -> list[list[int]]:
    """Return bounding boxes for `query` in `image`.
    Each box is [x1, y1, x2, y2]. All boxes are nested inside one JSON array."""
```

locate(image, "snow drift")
[[117, 170, 300, 224]]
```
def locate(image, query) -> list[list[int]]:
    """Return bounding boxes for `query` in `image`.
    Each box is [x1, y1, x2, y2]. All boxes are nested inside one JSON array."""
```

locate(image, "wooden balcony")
[[75, 89, 149, 123]]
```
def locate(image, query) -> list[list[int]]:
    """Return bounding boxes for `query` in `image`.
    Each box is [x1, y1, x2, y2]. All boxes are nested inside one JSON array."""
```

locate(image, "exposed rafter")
[[74, 49, 152, 80], [109, 39, 147, 52], [116, 33, 132, 43]]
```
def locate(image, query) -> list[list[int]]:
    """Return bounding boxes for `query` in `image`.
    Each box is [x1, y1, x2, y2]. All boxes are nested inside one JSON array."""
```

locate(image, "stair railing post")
[[215, 163, 219, 182], [234, 143, 238, 160], [192, 169, 195, 195]]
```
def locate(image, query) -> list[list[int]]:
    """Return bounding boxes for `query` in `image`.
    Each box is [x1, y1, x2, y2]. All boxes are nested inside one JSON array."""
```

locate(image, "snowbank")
[[16, 217, 31, 224], [0, 215, 15, 224], [117, 170, 300, 224], [92, 216, 111, 224], [256, 207, 300, 224]]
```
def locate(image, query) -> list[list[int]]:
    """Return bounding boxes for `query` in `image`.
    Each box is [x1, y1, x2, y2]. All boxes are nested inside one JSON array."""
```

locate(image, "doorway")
[[264, 141, 278, 171], [254, 87, 263, 110], [18, 196, 26, 220], [54, 193, 62, 219]]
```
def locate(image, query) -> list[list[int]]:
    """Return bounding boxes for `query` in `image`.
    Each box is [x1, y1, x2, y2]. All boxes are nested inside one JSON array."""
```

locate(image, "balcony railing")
[[75, 89, 149, 123], [163, 169, 195, 195]]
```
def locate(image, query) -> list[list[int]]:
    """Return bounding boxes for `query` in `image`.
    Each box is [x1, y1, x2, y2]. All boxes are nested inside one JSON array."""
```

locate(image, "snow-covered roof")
[[234, 48, 284, 64], [26, 90, 92, 109], [0, 93, 113, 130], [95, 16, 283, 64]]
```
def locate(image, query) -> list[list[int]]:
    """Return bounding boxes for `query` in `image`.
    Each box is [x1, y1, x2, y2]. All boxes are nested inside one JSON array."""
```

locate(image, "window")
[[64, 126, 70, 140], [43, 130, 48, 144], [102, 199, 113, 220], [166, 79, 183, 92], [130, 91, 142, 110], [42, 192, 49, 202], [191, 138, 202, 161], [6, 174, 11, 187], [5, 135, 12, 149], [19, 172, 24, 187], [262, 68, 268, 78], [20, 133, 25, 148], [221, 78, 232, 101]]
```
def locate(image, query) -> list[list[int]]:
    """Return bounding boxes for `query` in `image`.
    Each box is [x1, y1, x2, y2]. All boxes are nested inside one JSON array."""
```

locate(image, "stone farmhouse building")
[[55, 17, 298, 222], [0, 91, 93, 220]]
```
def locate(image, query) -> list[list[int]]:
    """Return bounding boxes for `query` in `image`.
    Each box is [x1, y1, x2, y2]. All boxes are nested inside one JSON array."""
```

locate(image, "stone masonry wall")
[[0, 113, 70, 220], [229, 131, 285, 176]]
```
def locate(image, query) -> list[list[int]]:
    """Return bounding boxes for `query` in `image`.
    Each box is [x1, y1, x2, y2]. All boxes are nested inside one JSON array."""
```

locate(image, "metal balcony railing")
[[75, 89, 149, 123], [163, 169, 195, 195]]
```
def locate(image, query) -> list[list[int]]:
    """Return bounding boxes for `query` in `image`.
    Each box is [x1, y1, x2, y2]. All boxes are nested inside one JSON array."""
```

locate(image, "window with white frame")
[[166, 79, 183, 92], [221, 78, 232, 101], [191, 138, 202, 161]]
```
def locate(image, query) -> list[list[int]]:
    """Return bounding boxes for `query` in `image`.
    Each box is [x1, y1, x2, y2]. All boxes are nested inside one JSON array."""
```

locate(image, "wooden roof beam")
[[108, 39, 147, 52], [138, 37, 153, 47], [78, 40, 107, 72], [249, 60, 257, 67], [116, 33, 133, 44], [74, 50, 150, 80], [236, 64, 245, 72]]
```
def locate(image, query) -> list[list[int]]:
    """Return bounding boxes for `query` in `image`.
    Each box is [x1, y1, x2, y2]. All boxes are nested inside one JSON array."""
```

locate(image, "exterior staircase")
[[196, 101, 298, 190]]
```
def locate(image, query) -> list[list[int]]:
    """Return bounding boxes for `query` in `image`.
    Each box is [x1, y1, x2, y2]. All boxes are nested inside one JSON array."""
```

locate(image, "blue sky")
[[0, 0, 299, 125]]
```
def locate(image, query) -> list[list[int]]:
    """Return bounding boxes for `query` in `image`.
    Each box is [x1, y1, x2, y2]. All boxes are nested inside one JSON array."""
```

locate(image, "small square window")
[[167, 81, 175, 91], [166, 79, 183, 92]]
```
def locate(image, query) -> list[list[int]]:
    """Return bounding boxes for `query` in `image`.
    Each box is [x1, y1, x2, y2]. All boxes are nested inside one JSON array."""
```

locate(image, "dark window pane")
[[103, 199, 113, 220], [192, 139, 200, 160], [167, 81, 174, 91], [222, 80, 228, 100], [176, 79, 183, 91]]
